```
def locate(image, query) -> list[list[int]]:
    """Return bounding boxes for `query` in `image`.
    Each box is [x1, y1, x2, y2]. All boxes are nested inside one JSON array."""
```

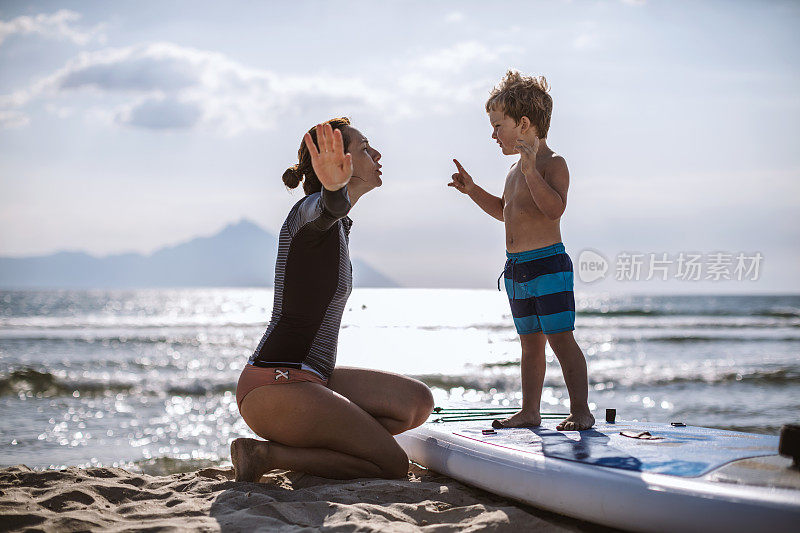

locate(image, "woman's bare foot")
[[492, 410, 541, 429], [230, 437, 271, 482], [556, 410, 595, 431]]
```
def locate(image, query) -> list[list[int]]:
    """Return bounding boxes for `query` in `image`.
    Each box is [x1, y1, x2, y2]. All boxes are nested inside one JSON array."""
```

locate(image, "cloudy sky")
[[1, 0, 798, 292]]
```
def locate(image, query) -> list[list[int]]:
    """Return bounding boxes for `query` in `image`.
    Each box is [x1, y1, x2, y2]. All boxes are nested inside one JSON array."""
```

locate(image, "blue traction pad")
[[451, 420, 780, 478]]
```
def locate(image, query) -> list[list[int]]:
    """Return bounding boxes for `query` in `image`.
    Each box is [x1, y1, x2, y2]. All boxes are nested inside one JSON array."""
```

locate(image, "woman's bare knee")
[[329, 369, 434, 434], [408, 383, 434, 429], [389, 380, 434, 433]]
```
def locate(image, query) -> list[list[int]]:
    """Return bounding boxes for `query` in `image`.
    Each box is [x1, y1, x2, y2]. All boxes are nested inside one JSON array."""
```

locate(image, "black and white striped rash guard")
[[248, 186, 353, 381]]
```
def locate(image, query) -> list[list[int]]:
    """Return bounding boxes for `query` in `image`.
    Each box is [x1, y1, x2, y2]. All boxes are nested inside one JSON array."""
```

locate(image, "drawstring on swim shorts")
[[497, 258, 519, 299]]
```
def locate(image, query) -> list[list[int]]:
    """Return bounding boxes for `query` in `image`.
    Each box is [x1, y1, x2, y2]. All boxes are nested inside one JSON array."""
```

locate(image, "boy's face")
[[488, 108, 523, 156]]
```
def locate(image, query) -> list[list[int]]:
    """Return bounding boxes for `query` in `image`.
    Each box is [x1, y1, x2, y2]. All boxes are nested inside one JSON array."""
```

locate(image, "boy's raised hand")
[[304, 123, 353, 191], [514, 136, 540, 177], [448, 159, 476, 194]]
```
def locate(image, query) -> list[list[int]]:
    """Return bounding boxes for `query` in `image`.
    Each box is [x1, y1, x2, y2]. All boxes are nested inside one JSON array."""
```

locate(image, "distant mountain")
[[0, 219, 399, 289]]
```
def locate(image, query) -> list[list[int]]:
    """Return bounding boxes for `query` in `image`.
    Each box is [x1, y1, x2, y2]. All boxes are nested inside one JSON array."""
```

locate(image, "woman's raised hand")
[[304, 123, 353, 191], [448, 158, 476, 195]]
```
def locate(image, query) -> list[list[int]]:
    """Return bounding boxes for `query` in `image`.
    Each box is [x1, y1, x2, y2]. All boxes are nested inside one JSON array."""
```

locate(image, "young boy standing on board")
[[448, 70, 594, 431]]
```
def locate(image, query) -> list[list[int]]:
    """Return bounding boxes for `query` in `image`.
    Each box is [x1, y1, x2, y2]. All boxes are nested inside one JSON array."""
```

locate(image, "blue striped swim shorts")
[[499, 242, 576, 335]]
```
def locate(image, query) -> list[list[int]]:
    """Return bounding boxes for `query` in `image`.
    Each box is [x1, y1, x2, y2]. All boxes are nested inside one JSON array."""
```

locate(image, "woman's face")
[[344, 126, 382, 190]]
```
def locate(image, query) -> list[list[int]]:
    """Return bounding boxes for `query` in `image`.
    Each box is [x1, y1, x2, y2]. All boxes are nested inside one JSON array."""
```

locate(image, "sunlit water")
[[1, 289, 798, 473]]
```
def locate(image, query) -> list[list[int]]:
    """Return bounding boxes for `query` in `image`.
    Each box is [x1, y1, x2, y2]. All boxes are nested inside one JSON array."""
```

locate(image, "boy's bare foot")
[[556, 410, 595, 431], [230, 437, 271, 482], [492, 410, 541, 429]]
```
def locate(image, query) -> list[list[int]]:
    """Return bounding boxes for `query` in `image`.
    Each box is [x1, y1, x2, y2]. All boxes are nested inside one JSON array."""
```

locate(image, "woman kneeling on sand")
[[231, 118, 434, 481]]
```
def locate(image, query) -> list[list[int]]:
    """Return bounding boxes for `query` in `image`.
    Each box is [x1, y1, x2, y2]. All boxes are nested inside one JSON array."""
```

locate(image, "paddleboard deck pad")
[[453, 421, 777, 477], [396, 414, 800, 532]]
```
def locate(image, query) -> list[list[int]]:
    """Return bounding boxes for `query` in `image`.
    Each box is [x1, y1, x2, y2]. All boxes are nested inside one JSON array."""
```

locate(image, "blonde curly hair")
[[486, 70, 553, 139]]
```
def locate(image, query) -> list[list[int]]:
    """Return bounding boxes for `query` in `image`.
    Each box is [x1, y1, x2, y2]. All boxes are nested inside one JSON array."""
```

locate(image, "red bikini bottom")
[[236, 364, 327, 412]]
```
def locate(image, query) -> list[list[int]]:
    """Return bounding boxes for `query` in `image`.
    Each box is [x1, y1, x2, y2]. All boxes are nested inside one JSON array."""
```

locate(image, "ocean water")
[[1, 288, 798, 473]]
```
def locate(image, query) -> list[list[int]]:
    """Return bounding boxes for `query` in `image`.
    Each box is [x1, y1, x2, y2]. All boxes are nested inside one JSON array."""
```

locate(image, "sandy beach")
[[0, 463, 612, 532]]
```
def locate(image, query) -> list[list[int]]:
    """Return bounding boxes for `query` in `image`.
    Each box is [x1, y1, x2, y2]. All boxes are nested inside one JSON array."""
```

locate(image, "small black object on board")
[[779, 424, 800, 468]]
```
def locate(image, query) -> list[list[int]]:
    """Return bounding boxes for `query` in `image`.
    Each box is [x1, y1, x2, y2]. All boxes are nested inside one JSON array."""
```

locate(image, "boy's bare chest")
[[502, 163, 548, 215]]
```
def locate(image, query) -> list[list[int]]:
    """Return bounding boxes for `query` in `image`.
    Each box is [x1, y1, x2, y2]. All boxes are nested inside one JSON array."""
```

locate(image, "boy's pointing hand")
[[448, 159, 476, 195]]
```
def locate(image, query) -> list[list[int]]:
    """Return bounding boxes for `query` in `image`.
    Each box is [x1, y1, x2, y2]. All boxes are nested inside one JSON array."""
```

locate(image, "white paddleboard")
[[396, 414, 800, 532]]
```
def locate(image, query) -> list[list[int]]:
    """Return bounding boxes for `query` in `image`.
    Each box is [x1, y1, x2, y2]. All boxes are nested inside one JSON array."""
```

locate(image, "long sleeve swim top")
[[248, 186, 353, 380]]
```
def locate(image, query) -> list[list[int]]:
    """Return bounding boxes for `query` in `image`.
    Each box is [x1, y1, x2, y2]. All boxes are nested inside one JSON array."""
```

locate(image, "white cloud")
[[397, 72, 493, 110], [43, 103, 77, 119], [0, 109, 29, 128], [116, 95, 203, 130], [572, 20, 602, 50], [413, 41, 521, 74], [573, 32, 600, 50], [0, 9, 106, 46], [0, 42, 393, 135], [0, 39, 522, 132], [444, 11, 465, 23], [57, 46, 200, 92]]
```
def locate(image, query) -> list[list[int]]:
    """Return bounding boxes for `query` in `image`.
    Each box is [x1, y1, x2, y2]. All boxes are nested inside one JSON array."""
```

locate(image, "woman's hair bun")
[[282, 165, 303, 189]]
